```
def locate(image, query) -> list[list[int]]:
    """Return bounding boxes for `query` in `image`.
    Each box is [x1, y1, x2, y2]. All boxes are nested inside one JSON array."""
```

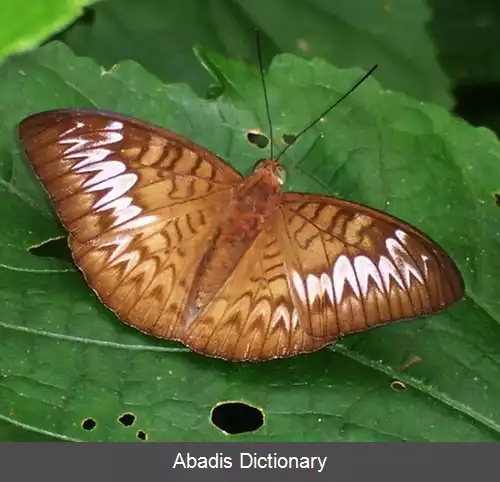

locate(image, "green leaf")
[[59, 0, 452, 106], [0, 0, 98, 64], [0, 419, 62, 441], [1, 42, 499, 441]]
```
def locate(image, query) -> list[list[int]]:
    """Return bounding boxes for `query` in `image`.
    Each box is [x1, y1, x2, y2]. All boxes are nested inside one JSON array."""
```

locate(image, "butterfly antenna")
[[256, 31, 274, 159], [276, 64, 378, 161]]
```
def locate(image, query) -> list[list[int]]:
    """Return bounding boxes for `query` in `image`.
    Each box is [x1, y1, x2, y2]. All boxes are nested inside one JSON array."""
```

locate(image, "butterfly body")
[[19, 109, 464, 362], [218, 159, 282, 243], [183, 159, 282, 321]]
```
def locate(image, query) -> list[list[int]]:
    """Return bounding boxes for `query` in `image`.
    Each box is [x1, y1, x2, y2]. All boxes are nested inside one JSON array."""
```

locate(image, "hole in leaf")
[[211, 401, 264, 435], [206, 84, 224, 100], [495, 194, 500, 206], [390, 381, 407, 391], [247, 130, 269, 149], [282, 133, 297, 145], [136, 430, 147, 441], [118, 412, 136, 427], [28, 236, 72, 263], [81, 418, 97, 431]]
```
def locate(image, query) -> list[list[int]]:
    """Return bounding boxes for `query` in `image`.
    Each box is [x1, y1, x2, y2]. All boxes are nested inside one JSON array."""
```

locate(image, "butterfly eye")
[[275, 164, 287, 185], [253, 159, 267, 171]]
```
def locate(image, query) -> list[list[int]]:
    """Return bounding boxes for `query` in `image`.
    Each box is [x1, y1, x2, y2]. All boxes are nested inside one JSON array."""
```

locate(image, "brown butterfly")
[[18, 102, 464, 362]]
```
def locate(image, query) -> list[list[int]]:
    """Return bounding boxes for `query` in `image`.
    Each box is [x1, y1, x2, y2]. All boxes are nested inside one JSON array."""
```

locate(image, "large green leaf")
[[0, 0, 98, 64], [59, 0, 452, 106], [0, 42, 499, 441]]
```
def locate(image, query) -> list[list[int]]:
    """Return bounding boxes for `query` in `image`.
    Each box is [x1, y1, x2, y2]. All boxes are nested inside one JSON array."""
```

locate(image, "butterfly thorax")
[[228, 161, 282, 229], [183, 160, 283, 327]]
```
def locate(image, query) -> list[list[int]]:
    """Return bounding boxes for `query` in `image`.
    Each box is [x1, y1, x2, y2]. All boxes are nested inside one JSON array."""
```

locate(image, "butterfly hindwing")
[[181, 226, 333, 361]]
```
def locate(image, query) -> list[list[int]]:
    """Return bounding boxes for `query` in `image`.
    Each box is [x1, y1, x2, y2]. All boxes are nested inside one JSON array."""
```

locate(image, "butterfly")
[[18, 107, 464, 362]]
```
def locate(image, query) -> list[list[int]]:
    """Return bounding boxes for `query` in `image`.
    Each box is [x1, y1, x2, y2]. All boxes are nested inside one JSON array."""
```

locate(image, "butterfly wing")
[[19, 109, 242, 340], [278, 193, 464, 339], [181, 192, 464, 361], [180, 226, 333, 361]]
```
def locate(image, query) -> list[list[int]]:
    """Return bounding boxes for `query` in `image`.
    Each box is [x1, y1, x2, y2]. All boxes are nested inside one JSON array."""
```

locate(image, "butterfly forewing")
[[19, 109, 464, 362], [278, 193, 464, 339], [19, 109, 244, 343]]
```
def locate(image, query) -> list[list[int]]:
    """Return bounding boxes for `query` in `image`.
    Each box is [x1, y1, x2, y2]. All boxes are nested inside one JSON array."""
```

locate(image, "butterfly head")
[[253, 159, 287, 186]]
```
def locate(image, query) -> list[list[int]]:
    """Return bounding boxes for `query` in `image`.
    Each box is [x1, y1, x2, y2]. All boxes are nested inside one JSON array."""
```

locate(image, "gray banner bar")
[[1, 442, 498, 481]]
